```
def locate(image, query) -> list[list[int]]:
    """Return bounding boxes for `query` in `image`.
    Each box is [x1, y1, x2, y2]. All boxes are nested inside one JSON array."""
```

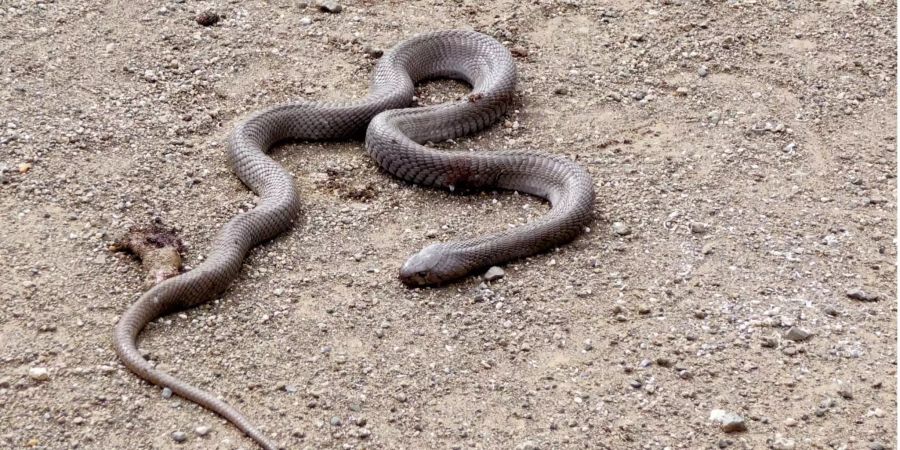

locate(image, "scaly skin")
[[114, 30, 594, 449]]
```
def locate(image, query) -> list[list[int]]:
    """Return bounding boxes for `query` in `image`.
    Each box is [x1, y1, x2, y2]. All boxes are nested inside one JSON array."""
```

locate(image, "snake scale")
[[114, 30, 594, 449]]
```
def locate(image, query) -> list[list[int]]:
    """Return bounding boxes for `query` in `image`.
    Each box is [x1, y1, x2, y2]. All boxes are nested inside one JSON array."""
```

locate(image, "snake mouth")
[[398, 264, 445, 287], [398, 244, 455, 287], [398, 270, 436, 287]]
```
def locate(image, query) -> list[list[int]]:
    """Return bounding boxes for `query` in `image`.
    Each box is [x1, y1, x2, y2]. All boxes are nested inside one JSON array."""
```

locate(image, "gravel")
[[171, 431, 187, 443], [771, 435, 796, 450], [27, 367, 49, 381], [318, 1, 342, 13], [846, 288, 880, 302], [784, 327, 812, 342], [195, 11, 220, 27], [0, 1, 894, 449], [483, 266, 505, 281], [709, 410, 747, 433], [612, 221, 631, 236]]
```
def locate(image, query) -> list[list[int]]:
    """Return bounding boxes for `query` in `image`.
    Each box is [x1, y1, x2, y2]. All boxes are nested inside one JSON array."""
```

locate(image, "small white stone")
[[709, 409, 746, 432], [612, 221, 631, 236], [28, 367, 50, 381], [483, 266, 505, 281], [784, 327, 812, 342], [771, 434, 796, 450], [195, 425, 211, 436]]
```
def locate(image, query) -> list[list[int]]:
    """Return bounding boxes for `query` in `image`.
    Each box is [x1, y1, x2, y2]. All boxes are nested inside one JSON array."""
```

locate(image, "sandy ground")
[[0, 1, 897, 449]]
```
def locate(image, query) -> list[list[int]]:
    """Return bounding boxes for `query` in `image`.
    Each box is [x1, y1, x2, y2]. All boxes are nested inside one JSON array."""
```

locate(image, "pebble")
[[771, 435, 796, 450], [631, 91, 646, 100], [194, 425, 210, 436], [612, 221, 631, 236], [171, 431, 187, 443], [836, 382, 854, 399], [698, 65, 709, 77], [709, 409, 747, 432], [162, 387, 173, 398], [483, 266, 505, 281], [143, 70, 157, 82], [784, 327, 812, 342], [553, 86, 569, 95], [783, 418, 797, 427], [510, 46, 529, 57], [330, 416, 342, 426], [846, 288, 879, 302], [760, 334, 779, 348], [299, 16, 313, 26], [425, 229, 438, 238], [318, 1, 342, 13], [363, 46, 383, 58], [195, 11, 220, 26], [690, 222, 709, 234], [28, 367, 49, 381]]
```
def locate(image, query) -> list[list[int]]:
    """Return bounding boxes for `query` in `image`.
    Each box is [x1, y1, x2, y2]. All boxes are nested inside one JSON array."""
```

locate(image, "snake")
[[114, 30, 594, 449]]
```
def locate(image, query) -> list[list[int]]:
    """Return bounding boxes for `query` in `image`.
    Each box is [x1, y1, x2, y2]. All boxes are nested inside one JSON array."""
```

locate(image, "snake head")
[[399, 243, 466, 287]]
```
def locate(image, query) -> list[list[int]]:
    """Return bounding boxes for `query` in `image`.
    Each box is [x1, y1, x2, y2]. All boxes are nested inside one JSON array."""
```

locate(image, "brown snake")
[[114, 30, 594, 449]]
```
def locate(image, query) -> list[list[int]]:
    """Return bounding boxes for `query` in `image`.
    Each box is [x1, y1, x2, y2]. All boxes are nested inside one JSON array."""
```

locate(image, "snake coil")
[[114, 30, 594, 449]]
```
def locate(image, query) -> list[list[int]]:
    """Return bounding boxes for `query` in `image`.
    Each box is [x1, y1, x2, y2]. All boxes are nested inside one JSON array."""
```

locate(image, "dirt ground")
[[0, 1, 896, 449]]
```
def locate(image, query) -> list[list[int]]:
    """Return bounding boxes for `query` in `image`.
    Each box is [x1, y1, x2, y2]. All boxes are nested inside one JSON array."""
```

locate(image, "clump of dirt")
[[317, 167, 380, 201], [110, 225, 185, 287]]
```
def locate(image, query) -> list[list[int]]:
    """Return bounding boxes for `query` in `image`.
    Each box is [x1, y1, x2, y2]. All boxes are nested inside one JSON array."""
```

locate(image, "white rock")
[[483, 266, 505, 281], [612, 221, 631, 236], [771, 434, 796, 450], [784, 327, 812, 342], [709, 409, 746, 432], [28, 367, 50, 381]]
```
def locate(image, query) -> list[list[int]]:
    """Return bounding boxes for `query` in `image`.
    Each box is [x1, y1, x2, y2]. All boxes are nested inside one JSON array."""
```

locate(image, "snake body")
[[114, 30, 594, 449]]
